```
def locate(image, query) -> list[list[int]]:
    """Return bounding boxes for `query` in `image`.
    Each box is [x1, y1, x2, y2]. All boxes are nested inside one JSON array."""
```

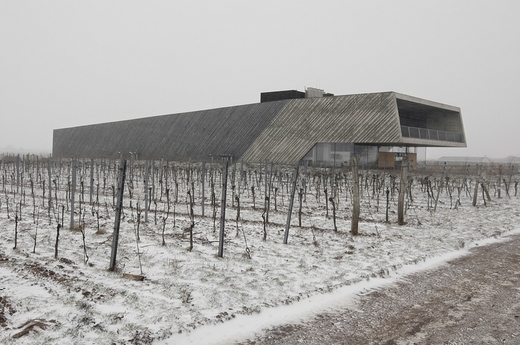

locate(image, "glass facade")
[[302, 143, 378, 167]]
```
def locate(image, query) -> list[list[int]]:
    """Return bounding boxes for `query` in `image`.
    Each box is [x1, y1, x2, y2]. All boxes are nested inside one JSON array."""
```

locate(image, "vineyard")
[[1, 154, 520, 344]]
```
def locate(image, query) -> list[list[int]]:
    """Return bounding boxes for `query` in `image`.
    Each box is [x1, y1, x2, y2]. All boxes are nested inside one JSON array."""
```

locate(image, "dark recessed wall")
[[260, 90, 305, 103]]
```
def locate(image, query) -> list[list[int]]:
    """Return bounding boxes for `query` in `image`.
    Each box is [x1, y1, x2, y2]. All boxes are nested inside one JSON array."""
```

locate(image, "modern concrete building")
[[52, 89, 466, 167]]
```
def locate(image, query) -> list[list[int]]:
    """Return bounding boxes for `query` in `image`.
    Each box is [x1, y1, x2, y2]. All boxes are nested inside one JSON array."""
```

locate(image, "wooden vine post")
[[89, 158, 94, 204], [144, 160, 149, 223], [48, 158, 52, 215], [351, 156, 360, 235], [473, 165, 480, 206], [69, 158, 77, 230], [434, 162, 446, 212], [266, 163, 273, 223], [283, 163, 299, 244], [218, 155, 231, 258], [498, 164, 502, 199], [109, 159, 127, 272], [16, 154, 20, 194], [201, 162, 206, 217], [397, 156, 408, 225], [385, 188, 390, 222]]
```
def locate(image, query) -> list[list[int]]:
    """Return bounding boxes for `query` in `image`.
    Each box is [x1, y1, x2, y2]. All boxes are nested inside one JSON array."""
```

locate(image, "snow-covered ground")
[[0, 160, 519, 344]]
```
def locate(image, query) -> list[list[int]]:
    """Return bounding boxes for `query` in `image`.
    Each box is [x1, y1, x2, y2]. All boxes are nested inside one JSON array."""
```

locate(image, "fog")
[[1, 1, 519, 159]]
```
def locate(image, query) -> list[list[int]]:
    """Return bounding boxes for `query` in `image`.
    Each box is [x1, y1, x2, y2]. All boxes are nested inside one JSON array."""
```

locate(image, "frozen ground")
[[228, 232, 520, 345], [1, 161, 519, 344], [161, 235, 516, 345]]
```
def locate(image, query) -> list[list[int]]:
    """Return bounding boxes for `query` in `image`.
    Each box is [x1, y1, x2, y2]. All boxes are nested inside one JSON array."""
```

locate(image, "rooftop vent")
[[305, 87, 324, 98]]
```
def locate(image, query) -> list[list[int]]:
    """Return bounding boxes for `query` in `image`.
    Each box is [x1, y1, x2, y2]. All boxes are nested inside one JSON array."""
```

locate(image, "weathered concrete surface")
[[241, 235, 520, 344]]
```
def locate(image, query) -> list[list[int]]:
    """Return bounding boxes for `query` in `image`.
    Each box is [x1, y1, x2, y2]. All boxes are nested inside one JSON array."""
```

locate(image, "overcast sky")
[[1, 1, 519, 159]]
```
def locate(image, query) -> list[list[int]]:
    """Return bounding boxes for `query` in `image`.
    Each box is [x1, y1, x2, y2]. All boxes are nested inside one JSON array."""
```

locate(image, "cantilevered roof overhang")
[[52, 91, 465, 164], [240, 92, 465, 164], [395, 92, 466, 148]]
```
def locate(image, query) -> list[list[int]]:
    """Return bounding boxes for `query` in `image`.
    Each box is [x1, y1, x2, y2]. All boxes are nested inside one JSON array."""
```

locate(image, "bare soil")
[[241, 234, 520, 344]]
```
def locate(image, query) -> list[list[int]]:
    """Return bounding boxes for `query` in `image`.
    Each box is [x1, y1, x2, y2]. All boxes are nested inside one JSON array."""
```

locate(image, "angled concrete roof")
[[52, 91, 466, 164], [53, 100, 287, 162]]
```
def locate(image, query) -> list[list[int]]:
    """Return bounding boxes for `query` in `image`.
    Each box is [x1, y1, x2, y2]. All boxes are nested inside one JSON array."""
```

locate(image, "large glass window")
[[302, 143, 378, 167]]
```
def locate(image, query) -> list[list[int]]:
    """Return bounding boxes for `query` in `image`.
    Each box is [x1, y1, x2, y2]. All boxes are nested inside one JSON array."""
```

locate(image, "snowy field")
[[0, 158, 519, 344]]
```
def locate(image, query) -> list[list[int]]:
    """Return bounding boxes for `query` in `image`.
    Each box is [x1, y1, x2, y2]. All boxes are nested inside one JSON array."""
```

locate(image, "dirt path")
[[241, 235, 520, 344]]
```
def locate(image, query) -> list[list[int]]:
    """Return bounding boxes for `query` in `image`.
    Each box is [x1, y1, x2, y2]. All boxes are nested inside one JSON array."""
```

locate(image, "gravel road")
[[240, 234, 520, 344]]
